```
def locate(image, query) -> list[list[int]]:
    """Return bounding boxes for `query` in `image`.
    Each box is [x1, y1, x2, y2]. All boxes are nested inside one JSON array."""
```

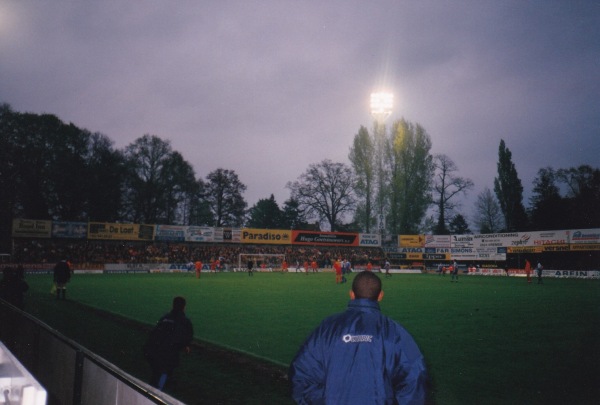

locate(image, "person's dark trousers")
[[150, 369, 170, 391]]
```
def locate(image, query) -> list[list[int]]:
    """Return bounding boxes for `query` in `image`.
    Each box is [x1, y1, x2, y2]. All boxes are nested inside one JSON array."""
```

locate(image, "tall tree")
[[247, 194, 282, 228], [188, 178, 213, 226], [557, 165, 600, 228], [122, 135, 171, 223], [122, 135, 196, 224], [84, 132, 126, 222], [373, 122, 389, 234], [160, 151, 198, 224], [351, 201, 377, 234], [0, 104, 20, 251], [204, 168, 247, 227], [528, 167, 566, 230], [4, 110, 92, 221], [280, 197, 309, 230], [386, 119, 434, 234], [493, 139, 528, 231], [0, 104, 125, 245], [448, 214, 471, 234], [42, 119, 90, 220], [349, 126, 376, 232], [474, 187, 504, 233], [287, 159, 356, 231], [432, 154, 474, 234]]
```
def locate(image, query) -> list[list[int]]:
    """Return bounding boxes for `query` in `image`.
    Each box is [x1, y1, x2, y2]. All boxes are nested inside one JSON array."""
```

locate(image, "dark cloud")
[[1, 0, 598, 221]]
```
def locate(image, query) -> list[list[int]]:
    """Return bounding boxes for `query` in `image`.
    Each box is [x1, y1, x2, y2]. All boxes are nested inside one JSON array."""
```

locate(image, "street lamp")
[[370, 92, 393, 122]]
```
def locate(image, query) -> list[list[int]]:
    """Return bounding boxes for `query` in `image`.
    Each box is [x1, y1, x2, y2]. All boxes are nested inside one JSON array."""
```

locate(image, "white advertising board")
[[569, 229, 600, 244], [424, 234, 451, 248], [359, 233, 381, 247]]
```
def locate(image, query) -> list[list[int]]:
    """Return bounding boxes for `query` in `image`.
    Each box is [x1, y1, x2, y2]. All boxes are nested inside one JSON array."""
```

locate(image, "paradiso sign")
[[241, 228, 292, 244]]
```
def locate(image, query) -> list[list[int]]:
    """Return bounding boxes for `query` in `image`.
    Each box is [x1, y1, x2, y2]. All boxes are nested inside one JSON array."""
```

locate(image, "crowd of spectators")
[[12, 239, 386, 269]]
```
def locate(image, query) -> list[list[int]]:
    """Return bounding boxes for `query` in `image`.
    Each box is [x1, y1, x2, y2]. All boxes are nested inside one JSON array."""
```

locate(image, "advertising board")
[[155, 225, 186, 242], [12, 219, 52, 238], [359, 233, 381, 247], [241, 228, 292, 244], [52, 221, 87, 239], [291, 231, 358, 246], [88, 222, 155, 241]]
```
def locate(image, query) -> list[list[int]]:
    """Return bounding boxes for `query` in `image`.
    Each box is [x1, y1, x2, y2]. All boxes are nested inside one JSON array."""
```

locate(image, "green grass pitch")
[[24, 272, 600, 404]]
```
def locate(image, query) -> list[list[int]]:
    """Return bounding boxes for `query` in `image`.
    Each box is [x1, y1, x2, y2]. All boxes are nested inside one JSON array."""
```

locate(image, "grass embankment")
[[24, 272, 600, 404]]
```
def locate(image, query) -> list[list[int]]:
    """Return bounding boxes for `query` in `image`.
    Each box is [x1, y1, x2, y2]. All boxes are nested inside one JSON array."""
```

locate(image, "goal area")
[[237, 253, 286, 272]]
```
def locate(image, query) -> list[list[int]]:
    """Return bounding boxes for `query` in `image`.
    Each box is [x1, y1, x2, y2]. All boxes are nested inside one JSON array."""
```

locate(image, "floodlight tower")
[[370, 92, 394, 123], [369, 91, 393, 237]]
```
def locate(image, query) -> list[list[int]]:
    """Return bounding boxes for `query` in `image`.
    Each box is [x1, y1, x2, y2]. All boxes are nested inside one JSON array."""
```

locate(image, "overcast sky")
[[1, 1, 598, 224]]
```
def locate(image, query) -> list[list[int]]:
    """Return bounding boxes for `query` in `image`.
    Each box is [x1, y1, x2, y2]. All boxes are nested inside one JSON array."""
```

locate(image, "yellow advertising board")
[[88, 222, 154, 241], [570, 244, 600, 251], [241, 228, 292, 244], [399, 235, 425, 248], [508, 246, 543, 254], [542, 245, 570, 252], [12, 219, 52, 238]]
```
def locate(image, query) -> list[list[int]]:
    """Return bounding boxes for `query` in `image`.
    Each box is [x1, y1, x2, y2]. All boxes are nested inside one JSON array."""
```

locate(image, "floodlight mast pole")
[[370, 92, 393, 237]]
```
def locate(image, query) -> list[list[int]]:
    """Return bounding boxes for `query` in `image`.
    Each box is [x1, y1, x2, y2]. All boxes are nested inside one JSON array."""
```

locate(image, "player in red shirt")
[[334, 259, 342, 283], [195, 260, 202, 279]]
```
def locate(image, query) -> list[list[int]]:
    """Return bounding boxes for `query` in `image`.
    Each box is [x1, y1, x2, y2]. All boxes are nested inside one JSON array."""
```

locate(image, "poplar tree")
[[493, 139, 528, 231], [349, 126, 376, 232], [386, 119, 434, 234]]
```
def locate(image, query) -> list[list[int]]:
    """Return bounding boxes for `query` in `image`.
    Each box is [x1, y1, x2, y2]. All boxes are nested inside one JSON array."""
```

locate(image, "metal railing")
[[0, 299, 185, 405]]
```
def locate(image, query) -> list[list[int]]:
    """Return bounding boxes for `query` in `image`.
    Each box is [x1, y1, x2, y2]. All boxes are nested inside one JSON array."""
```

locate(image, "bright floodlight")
[[370, 92, 393, 122]]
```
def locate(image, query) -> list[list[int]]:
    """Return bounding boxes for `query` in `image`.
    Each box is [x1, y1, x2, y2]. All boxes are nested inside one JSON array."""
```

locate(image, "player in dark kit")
[[53, 259, 71, 300]]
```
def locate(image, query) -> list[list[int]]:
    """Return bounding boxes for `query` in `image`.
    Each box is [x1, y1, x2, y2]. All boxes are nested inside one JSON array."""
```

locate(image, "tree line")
[[347, 123, 599, 235], [1, 103, 598, 252]]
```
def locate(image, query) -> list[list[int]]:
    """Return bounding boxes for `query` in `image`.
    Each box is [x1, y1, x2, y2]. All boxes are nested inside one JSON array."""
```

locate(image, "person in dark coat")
[[144, 296, 194, 391], [53, 259, 71, 300]]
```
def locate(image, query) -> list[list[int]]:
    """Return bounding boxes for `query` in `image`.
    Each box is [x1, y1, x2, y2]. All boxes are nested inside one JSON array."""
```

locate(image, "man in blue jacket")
[[289, 271, 428, 404]]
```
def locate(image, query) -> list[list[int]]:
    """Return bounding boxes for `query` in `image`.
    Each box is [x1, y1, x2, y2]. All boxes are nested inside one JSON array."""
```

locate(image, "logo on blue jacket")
[[342, 334, 373, 343]]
